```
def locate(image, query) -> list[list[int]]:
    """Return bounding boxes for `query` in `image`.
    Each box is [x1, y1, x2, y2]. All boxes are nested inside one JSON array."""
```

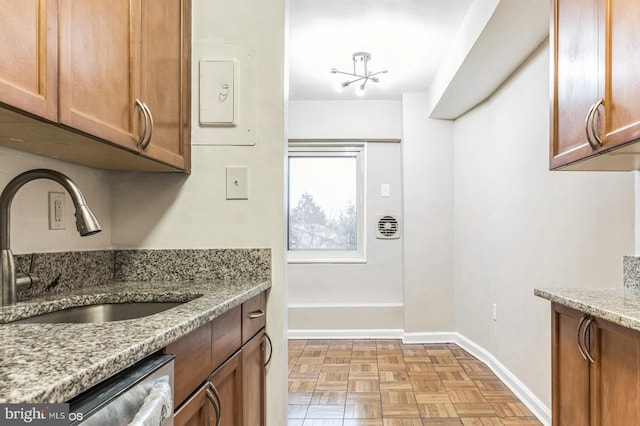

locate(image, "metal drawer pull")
[[135, 99, 149, 149], [264, 332, 273, 367], [205, 388, 220, 426], [208, 383, 222, 426], [141, 102, 154, 150], [248, 310, 265, 319], [590, 98, 604, 147], [585, 102, 599, 150], [577, 315, 588, 360], [582, 316, 595, 363]]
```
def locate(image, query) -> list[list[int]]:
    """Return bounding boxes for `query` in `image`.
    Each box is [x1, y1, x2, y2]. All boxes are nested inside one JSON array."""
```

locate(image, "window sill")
[[287, 257, 367, 265]]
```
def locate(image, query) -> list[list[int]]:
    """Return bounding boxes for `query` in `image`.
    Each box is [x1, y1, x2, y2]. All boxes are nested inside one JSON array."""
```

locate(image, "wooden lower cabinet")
[[209, 351, 243, 426], [589, 316, 640, 425], [552, 304, 590, 425], [171, 292, 267, 426], [242, 331, 266, 426], [174, 382, 212, 426], [552, 303, 640, 425]]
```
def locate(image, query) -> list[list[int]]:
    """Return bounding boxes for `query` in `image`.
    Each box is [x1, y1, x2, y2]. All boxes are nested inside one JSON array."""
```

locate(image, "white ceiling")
[[288, 0, 473, 101]]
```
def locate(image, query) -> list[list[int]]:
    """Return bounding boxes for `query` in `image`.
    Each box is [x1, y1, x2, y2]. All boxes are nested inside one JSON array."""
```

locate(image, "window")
[[288, 144, 365, 262]]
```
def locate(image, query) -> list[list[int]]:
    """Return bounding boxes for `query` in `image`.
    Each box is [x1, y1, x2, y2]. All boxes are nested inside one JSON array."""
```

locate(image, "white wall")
[[453, 42, 634, 407], [287, 100, 404, 332], [110, 0, 287, 423], [0, 146, 112, 254], [401, 94, 455, 333], [289, 100, 401, 140]]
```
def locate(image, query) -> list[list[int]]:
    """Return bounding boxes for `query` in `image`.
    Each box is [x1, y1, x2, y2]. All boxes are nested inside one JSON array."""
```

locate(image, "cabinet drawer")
[[164, 322, 212, 409], [242, 292, 267, 344], [212, 305, 242, 370]]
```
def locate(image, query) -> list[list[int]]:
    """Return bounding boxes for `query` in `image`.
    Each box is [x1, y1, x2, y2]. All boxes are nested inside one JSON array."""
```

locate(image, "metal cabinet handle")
[[141, 102, 154, 150], [205, 382, 222, 426], [582, 316, 595, 363], [577, 315, 588, 360], [585, 102, 599, 150], [590, 98, 604, 147], [248, 310, 265, 319], [135, 99, 149, 149], [211, 383, 222, 426], [205, 388, 220, 426], [264, 332, 273, 367]]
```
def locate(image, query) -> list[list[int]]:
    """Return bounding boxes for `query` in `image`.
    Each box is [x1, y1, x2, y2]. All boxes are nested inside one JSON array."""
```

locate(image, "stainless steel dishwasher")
[[68, 354, 174, 426]]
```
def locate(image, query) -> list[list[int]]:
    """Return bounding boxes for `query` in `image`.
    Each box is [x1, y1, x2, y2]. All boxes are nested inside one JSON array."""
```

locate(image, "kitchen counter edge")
[[0, 279, 271, 404], [534, 287, 640, 332]]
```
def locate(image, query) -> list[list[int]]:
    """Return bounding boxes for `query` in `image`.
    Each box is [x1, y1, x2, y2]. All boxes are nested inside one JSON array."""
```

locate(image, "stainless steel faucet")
[[1, 169, 102, 306]]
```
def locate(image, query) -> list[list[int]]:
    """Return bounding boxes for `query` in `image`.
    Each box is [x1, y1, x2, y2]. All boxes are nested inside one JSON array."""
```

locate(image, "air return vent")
[[376, 215, 400, 239]]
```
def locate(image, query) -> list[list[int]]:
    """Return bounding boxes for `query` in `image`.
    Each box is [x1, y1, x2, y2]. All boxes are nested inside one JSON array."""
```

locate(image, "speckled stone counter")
[[0, 278, 270, 404], [623, 255, 640, 289], [534, 287, 640, 332]]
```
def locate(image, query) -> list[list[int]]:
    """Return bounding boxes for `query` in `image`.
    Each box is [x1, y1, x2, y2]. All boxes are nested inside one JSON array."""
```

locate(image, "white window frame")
[[287, 142, 366, 263]]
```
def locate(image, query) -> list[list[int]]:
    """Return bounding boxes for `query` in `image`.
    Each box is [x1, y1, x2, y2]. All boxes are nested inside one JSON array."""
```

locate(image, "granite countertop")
[[535, 287, 640, 332], [0, 279, 271, 404]]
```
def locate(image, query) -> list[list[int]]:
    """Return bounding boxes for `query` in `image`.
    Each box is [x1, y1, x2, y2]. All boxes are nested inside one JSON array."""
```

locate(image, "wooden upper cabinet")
[[58, 0, 141, 152], [551, 0, 640, 170], [550, 0, 604, 169], [0, 0, 192, 171], [137, 0, 191, 170], [604, 0, 640, 148], [0, 0, 57, 122]]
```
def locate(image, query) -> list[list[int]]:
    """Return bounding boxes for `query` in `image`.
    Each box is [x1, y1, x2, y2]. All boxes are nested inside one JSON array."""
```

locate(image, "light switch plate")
[[199, 60, 236, 125], [226, 166, 249, 200], [381, 184, 390, 197]]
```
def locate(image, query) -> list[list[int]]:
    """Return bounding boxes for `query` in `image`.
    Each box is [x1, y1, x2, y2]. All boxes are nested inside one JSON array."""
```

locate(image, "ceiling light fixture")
[[331, 52, 388, 93]]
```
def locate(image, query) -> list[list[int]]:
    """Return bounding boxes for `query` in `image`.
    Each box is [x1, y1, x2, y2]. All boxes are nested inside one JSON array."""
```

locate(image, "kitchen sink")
[[11, 302, 184, 324]]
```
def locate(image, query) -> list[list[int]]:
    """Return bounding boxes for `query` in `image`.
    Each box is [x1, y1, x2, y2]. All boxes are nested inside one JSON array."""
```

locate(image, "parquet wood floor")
[[287, 339, 542, 426]]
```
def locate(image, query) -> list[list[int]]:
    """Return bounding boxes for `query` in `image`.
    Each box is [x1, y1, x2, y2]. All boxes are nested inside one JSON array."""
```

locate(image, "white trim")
[[286, 330, 551, 426], [288, 329, 404, 339], [402, 331, 459, 344], [287, 257, 367, 264], [288, 302, 403, 309], [289, 139, 401, 144], [452, 333, 551, 426]]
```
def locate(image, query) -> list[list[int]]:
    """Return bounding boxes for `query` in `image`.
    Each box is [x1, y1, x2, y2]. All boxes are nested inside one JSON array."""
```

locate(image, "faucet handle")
[[16, 253, 40, 292]]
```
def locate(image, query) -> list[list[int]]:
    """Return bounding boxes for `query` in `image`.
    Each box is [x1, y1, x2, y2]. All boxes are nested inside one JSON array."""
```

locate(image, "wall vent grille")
[[376, 215, 400, 239]]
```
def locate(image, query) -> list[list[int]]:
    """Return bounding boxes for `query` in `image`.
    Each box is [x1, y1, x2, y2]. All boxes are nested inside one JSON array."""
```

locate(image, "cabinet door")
[[174, 382, 213, 426], [602, 0, 640, 149], [242, 330, 265, 426], [137, 0, 191, 170], [58, 0, 142, 151], [0, 0, 57, 121], [552, 304, 590, 426], [550, 0, 605, 169], [209, 350, 243, 426], [589, 318, 640, 425]]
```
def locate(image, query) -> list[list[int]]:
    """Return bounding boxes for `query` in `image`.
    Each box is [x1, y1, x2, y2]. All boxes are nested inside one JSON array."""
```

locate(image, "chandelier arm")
[[367, 70, 388, 78], [344, 75, 370, 85], [331, 70, 363, 78]]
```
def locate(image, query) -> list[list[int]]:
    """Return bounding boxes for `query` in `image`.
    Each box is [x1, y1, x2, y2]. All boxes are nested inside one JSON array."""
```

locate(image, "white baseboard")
[[288, 329, 404, 339], [451, 333, 551, 426], [287, 329, 551, 426]]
